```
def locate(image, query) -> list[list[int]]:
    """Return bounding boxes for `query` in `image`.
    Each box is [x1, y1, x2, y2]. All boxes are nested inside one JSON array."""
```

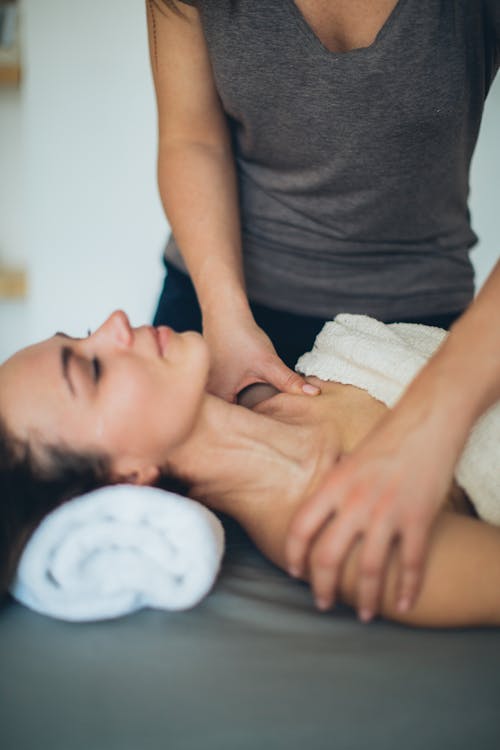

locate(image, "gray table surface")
[[1, 517, 499, 750]]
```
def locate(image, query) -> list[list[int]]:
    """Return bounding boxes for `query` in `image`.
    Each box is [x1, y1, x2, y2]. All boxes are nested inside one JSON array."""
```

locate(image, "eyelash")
[[91, 356, 101, 383], [86, 330, 101, 383]]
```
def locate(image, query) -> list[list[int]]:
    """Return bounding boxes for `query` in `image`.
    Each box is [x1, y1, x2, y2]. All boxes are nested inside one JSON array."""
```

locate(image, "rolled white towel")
[[10, 484, 225, 622]]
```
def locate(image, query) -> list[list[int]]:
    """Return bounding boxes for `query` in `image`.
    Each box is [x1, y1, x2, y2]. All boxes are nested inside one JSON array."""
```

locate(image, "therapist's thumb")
[[269, 360, 320, 396]]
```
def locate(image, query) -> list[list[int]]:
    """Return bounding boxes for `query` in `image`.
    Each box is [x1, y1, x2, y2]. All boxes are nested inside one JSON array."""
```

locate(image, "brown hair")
[[0, 418, 189, 602], [0, 417, 113, 600]]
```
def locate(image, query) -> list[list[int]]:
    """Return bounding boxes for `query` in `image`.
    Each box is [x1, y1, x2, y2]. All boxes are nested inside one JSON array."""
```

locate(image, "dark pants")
[[153, 260, 464, 370]]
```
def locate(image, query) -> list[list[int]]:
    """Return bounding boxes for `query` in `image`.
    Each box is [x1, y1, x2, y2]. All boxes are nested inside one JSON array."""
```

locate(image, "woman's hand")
[[285, 404, 460, 622], [203, 314, 319, 403]]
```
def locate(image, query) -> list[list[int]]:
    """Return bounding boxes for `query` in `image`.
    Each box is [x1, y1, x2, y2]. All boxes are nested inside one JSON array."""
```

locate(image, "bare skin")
[[167, 378, 500, 629], [292, 0, 401, 54]]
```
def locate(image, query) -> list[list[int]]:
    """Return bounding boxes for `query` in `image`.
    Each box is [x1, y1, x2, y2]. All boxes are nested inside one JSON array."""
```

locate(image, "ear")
[[112, 461, 160, 486]]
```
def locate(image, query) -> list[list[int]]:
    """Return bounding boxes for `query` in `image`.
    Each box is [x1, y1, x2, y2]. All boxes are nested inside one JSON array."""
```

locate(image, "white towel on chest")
[[296, 313, 500, 526], [11, 485, 225, 622]]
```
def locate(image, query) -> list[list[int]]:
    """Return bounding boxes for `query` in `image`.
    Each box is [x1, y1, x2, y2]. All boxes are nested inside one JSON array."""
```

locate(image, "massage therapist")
[[146, 1, 500, 622]]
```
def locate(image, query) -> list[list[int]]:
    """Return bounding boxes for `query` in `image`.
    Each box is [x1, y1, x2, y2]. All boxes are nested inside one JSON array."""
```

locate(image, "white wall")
[[1, 0, 168, 362], [0, 2, 499, 364], [469, 78, 500, 290]]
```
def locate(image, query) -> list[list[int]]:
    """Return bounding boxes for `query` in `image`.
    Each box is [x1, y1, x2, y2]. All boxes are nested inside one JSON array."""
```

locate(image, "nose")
[[93, 310, 133, 347]]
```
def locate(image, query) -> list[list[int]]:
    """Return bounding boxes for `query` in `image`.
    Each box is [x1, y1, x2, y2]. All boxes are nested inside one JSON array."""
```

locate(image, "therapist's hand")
[[285, 405, 459, 622], [203, 313, 320, 403]]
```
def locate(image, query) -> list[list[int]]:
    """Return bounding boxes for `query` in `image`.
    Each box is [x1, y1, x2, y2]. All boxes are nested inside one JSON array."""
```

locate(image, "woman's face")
[[0, 310, 210, 481]]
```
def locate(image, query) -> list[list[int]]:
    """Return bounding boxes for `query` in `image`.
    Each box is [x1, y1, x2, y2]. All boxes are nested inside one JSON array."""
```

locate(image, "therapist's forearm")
[[392, 258, 500, 461], [432, 258, 500, 418], [158, 139, 251, 324]]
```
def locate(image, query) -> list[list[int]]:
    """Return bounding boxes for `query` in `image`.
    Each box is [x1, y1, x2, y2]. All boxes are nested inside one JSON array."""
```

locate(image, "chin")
[[180, 329, 203, 340], [193, 334, 211, 372]]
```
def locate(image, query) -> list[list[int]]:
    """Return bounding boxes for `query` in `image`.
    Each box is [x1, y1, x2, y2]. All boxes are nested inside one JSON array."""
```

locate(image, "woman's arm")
[[145, 1, 312, 401], [426, 258, 500, 426], [340, 511, 500, 629], [146, 1, 247, 320], [285, 259, 500, 621], [231, 493, 500, 628]]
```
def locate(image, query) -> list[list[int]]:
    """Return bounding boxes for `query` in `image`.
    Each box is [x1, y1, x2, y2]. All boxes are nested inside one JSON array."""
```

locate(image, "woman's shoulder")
[[251, 377, 389, 455]]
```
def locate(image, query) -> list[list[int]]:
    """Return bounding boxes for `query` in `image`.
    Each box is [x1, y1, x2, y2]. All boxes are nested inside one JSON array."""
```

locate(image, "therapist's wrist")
[[422, 330, 499, 429], [200, 287, 254, 330], [391, 354, 479, 468]]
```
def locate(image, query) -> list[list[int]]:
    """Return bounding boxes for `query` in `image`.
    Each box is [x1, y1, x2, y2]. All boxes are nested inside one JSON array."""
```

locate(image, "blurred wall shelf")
[[0, 1, 21, 87], [0, 61, 21, 85], [0, 266, 27, 299]]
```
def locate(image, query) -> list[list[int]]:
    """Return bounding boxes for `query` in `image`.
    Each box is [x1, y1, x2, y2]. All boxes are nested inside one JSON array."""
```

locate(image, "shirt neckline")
[[286, 0, 408, 59]]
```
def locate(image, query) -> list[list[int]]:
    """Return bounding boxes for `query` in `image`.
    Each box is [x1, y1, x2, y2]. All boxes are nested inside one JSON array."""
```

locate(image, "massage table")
[[0, 513, 499, 750]]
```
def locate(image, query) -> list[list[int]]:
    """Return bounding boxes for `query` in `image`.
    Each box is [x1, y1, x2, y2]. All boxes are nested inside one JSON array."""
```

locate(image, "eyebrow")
[[61, 345, 75, 396]]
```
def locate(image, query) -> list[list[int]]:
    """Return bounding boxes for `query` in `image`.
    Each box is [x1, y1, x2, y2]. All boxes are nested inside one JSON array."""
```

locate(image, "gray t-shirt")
[[167, 0, 500, 319]]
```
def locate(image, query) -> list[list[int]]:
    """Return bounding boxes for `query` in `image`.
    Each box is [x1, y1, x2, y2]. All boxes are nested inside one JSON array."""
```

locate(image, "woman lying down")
[[1, 310, 499, 628]]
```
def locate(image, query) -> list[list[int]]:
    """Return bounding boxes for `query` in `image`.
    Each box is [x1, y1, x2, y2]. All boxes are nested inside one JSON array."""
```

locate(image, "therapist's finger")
[[286, 474, 348, 576], [308, 506, 364, 610], [395, 523, 430, 614], [267, 359, 320, 397], [356, 518, 397, 622]]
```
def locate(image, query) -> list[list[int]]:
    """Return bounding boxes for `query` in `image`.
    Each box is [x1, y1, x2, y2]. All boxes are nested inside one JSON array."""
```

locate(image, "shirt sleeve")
[[484, 0, 500, 47]]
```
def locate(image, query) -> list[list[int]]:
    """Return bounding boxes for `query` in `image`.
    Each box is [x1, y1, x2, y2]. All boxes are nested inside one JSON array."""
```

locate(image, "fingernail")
[[359, 609, 373, 623], [397, 597, 410, 613], [315, 598, 330, 611], [302, 384, 320, 395], [288, 565, 300, 578]]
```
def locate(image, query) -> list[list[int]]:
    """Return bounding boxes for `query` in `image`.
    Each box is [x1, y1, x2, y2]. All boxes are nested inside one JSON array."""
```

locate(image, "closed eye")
[[92, 356, 101, 383]]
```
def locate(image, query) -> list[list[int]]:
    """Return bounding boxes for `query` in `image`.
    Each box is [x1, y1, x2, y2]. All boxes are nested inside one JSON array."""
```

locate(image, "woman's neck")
[[165, 393, 337, 520]]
